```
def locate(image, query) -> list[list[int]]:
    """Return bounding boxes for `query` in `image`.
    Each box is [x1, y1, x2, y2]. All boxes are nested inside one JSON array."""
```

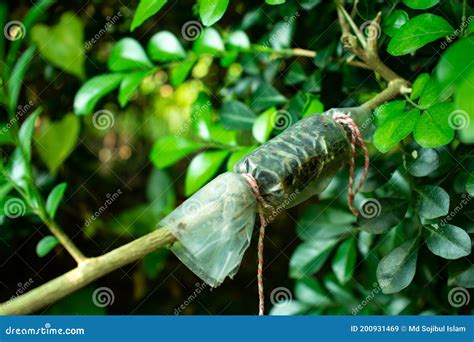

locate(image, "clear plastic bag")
[[160, 172, 257, 287]]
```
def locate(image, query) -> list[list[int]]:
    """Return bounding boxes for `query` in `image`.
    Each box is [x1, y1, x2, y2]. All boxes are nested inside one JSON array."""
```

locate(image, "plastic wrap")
[[160, 172, 257, 287], [234, 111, 351, 207]]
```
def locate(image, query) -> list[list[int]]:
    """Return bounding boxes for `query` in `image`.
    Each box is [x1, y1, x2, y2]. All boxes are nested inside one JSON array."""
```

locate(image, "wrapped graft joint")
[[160, 107, 369, 288]]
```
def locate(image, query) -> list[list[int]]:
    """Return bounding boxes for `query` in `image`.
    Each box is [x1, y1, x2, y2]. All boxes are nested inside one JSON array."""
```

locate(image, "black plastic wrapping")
[[234, 111, 352, 208]]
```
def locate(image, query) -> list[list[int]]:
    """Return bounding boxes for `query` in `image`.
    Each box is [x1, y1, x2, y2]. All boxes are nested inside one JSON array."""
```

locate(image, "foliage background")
[[0, 0, 473, 315]]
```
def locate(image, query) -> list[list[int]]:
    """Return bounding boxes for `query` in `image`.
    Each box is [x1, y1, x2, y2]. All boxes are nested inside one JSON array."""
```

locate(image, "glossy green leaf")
[[357, 198, 409, 234], [295, 277, 331, 306], [45, 183, 67, 219], [190, 92, 213, 140], [220, 100, 257, 129], [19, 108, 41, 162], [147, 31, 186, 62], [131, 0, 168, 31], [8, 46, 35, 112], [413, 103, 455, 148], [199, 0, 229, 26], [193, 28, 225, 55], [252, 107, 275, 143], [36, 235, 59, 257], [383, 10, 409, 37], [250, 83, 286, 112], [373, 108, 419, 153], [289, 239, 338, 278], [406, 148, 439, 177], [410, 73, 430, 100], [31, 12, 85, 78], [108, 38, 152, 71], [35, 113, 80, 173], [402, 0, 439, 9], [387, 14, 453, 56], [227, 30, 251, 49], [418, 78, 452, 109], [185, 150, 229, 195], [74, 74, 124, 115], [301, 94, 324, 118], [377, 239, 418, 294], [456, 68, 474, 143], [449, 265, 474, 288], [374, 100, 405, 126], [118, 70, 152, 107], [414, 185, 450, 219], [170, 58, 196, 86], [332, 238, 357, 284], [266, 0, 286, 4], [426, 224, 471, 260], [149, 136, 202, 169]]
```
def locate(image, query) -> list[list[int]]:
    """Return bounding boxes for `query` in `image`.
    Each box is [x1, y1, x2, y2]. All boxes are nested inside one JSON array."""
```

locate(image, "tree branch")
[[0, 228, 175, 315], [44, 220, 87, 264]]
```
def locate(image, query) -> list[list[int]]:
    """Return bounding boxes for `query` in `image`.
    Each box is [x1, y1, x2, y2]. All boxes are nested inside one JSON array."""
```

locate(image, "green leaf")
[[418, 78, 452, 109], [146, 168, 176, 216], [226, 146, 256, 171], [402, 0, 440, 9], [373, 108, 419, 153], [220, 101, 257, 129], [289, 239, 338, 279], [284, 63, 306, 86], [269, 300, 310, 315], [426, 225, 471, 260], [170, 58, 196, 86], [36, 235, 59, 257], [406, 148, 439, 177], [108, 38, 152, 71], [193, 28, 225, 55], [357, 198, 409, 234], [332, 238, 357, 284], [149, 136, 202, 169], [185, 150, 229, 195], [383, 10, 409, 37], [227, 30, 251, 50], [74, 74, 124, 115], [301, 94, 324, 118], [31, 12, 85, 79], [8, 46, 35, 112], [266, 0, 286, 4], [387, 14, 453, 56], [377, 239, 418, 294], [449, 265, 474, 288], [374, 100, 405, 126], [414, 185, 450, 219], [467, 174, 474, 196], [295, 277, 331, 306], [413, 103, 455, 148], [19, 108, 41, 161], [252, 107, 275, 143], [131, 0, 168, 31], [35, 113, 80, 173], [455, 68, 474, 143], [45, 183, 67, 219], [199, 0, 229, 26], [410, 73, 430, 100], [436, 38, 474, 91], [250, 83, 286, 112], [147, 31, 186, 62], [118, 70, 152, 107]]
